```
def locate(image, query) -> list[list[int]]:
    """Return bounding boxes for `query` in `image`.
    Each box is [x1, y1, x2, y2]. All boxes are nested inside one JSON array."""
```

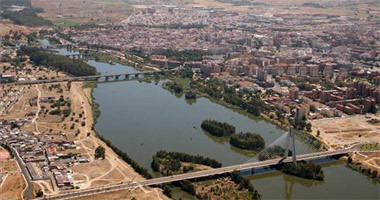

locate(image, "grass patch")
[[359, 143, 380, 150]]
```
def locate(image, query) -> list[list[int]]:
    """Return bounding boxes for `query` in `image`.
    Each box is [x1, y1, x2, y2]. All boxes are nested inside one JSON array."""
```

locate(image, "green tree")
[[95, 146, 105, 159]]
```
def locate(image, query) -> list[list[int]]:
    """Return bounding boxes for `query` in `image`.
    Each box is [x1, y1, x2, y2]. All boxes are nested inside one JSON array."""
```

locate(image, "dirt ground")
[[72, 187, 170, 200], [0, 19, 42, 36], [311, 114, 380, 174], [27, 81, 166, 198], [0, 173, 26, 200], [0, 50, 167, 199], [311, 115, 380, 149], [31, 0, 134, 26], [0, 160, 20, 173], [194, 177, 251, 200]]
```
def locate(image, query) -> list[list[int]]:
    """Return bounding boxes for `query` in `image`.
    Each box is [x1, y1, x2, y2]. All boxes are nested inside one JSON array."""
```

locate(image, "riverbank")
[[76, 81, 169, 199]]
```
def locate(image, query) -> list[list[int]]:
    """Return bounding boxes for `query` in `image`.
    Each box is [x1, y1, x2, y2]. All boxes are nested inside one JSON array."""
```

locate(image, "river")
[[45, 41, 379, 199]]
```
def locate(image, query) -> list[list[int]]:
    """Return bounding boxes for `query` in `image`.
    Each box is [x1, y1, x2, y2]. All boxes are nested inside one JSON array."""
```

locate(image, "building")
[[299, 66, 307, 76], [287, 66, 296, 76], [339, 68, 348, 78], [346, 88, 357, 99], [257, 68, 267, 82], [308, 64, 319, 77], [296, 104, 310, 120], [289, 87, 299, 101], [364, 98, 376, 112], [323, 65, 333, 77], [0, 74, 15, 83]]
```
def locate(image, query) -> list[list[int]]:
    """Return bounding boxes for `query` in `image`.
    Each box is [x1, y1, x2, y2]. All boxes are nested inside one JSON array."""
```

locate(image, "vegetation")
[[229, 133, 265, 151], [154, 49, 207, 62], [230, 171, 262, 200], [152, 151, 222, 169], [359, 143, 380, 150], [201, 120, 236, 137], [94, 146, 105, 159], [347, 162, 380, 181], [179, 180, 196, 195], [166, 81, 183, 93], [10, 122, 20, 130], [162, 184, 172, 198], [151, 156, 181, 175], [185, 91, 197, 99], [35, 189, 44, 197], [1, 8, 52, 27], [95, 134, 153, 179], [19, 46, 96, 76], [280, 161, 324, 181]]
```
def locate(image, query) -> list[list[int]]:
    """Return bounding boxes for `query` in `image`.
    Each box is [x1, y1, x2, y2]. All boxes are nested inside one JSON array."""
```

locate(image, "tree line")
[[19, 46, 97, 76], [230, 171, 262, 200], [153, 150, 222, 169], [151, 156, 181, 175], [1, 8, 52, 27], [153, 49, 207, 62], [279, 161, 324, 181], [201, 119, 236, 137], [96, 134, 152, 179]]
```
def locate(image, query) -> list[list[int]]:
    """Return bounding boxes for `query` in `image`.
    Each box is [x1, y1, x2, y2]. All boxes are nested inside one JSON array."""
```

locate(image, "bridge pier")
[[125, 74, 130, 79], [115, 75, 120, 80]]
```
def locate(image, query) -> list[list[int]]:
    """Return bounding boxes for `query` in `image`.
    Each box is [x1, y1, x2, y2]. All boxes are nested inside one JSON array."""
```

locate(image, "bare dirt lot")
[[72, 187, 169, 200], [0, 173, 26, 200], [31, 0, 134, 26], [0, 160, 19, 173], [311, 115, 380, 149]]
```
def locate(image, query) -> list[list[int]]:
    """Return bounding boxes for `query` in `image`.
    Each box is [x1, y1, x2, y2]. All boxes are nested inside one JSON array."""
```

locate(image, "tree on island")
[[201, 119, 236, 137], [95, 146, 105, 159], [280, 161, 324, 181], [229, 132, 265, 151]]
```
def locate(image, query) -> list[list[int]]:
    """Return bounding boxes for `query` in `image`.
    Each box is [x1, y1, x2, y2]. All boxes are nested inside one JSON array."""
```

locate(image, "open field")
[[0, 160, 19, 173], [0, 173, 26, 200], [71, 187, 169, 200], [31, 0, 135, 26], [190, 0, 378, 18], [0, 19, 43, 36]]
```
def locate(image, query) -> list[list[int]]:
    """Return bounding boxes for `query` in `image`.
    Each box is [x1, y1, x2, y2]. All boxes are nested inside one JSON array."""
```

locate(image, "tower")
[[284, 126, 297, 164]]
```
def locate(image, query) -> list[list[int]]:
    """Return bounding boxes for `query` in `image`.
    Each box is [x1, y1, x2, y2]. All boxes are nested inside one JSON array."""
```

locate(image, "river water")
[[46, 41, 379, 199]]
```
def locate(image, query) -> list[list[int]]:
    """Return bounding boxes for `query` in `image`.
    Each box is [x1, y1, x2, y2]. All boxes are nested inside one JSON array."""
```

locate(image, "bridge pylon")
[[284, 126, 297, 164]]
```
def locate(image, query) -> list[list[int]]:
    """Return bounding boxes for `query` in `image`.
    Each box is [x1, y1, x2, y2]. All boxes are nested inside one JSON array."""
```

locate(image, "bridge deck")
[[41, 149, 351, 200]]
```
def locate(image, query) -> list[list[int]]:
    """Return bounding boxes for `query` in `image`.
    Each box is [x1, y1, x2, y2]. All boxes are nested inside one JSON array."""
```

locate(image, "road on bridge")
[[38, 147, 358, 200]]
